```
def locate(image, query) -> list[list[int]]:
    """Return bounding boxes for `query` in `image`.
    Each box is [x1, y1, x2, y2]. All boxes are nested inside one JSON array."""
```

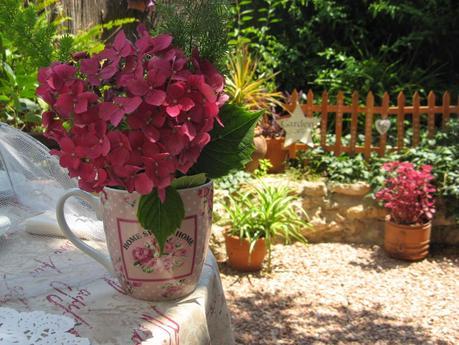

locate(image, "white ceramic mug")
[[56, 182, 213, 301]]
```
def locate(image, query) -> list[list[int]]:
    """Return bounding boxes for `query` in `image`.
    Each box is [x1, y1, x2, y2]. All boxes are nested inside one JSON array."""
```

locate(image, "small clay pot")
[[245, 135, 268, 172], [265, 137, 288, 173], [224, 234, 267, 271], [384, 218, 431, 261]]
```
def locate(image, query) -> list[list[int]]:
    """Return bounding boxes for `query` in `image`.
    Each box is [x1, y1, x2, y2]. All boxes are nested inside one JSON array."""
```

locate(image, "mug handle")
[[56, 188, 114, 275]]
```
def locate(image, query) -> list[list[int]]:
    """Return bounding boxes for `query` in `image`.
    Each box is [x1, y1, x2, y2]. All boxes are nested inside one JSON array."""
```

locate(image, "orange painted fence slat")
[[397, 92, 406, 150], [363, 92, 374, 159], [349, 91, 359, 154], [412, 92, 421, 147], [378, 92, 390, 156], [285, 90, 458, 159], [335, 91, 344, 156], [427, 91, 436, 138], [320, 91, 329, 148], [442, 92, 450, 129]]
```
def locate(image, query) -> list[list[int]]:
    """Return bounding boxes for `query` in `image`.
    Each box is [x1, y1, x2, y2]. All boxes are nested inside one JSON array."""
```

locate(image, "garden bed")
[[211, 239, 459, 345], [217, 175, 459, 246]]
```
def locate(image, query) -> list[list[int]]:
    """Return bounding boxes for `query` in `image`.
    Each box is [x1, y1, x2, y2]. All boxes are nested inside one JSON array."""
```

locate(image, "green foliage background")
[[0, 0, 134, 130], [230, 0, 459, 98]]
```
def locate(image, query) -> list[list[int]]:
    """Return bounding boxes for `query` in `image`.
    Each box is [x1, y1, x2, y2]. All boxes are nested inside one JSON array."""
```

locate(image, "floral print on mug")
[[132, 237, 188, 274]]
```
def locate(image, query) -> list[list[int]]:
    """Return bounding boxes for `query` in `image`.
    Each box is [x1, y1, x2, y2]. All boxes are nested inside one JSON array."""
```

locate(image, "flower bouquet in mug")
[[37, 25, 262, 300]]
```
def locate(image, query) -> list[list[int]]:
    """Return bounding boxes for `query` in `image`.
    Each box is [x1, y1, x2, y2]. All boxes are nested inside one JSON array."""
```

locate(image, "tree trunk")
[[57, 0, 150, 34]]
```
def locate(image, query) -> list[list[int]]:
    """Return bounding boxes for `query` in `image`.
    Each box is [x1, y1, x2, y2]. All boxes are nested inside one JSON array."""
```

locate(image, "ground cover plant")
[[214, 169, 252, 194], [286, 120, 459, 220], [289, 147, 370, 183]]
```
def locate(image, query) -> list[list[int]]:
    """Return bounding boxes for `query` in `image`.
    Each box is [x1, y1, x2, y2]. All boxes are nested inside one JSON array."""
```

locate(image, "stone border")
[[216, 176, 459, 245]]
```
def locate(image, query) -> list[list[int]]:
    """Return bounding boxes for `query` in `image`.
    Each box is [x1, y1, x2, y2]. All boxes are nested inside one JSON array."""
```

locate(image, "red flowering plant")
[[36, 25, 261, 251], [375, 162, 436, 225]]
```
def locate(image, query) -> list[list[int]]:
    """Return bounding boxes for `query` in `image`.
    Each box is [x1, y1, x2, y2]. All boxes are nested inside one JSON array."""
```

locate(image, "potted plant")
[[223, 183, 308, 271], [375, 162, 436, 261], [38, 23, 262, 300], [225, 45, 283, 172], [260, 115, 288, 173]]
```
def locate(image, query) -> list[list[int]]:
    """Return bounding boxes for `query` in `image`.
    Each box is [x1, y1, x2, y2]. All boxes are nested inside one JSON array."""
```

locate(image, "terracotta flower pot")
[[245, 135, 268, 172], [384, 218, 431, 261], [224, 234, 267, 271], [265, 137, 288, 173]]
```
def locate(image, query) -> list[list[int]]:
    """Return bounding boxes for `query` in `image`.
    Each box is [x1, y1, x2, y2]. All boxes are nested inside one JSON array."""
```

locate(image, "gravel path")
[[211, 241, 459, 345]]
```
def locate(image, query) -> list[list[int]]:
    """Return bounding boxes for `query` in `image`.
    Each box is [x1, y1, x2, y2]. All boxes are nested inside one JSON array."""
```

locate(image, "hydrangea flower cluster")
[[37, 26, 227, 200], [375, 162, 436, 225]]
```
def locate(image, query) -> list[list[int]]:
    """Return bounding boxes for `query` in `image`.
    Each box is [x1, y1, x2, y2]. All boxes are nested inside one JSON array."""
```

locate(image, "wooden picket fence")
[[284, 90, 459, 159]]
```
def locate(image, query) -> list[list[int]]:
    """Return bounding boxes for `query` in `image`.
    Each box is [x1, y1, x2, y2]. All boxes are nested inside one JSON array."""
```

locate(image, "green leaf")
[[24, 112, 42, 124], [191, 104, 263, 178], [1, 62, 16, 82], [136, 187, 185, 254], [171, 173, 207, 189], [18, 98, 40, 111], [242, 15, 253, 21]]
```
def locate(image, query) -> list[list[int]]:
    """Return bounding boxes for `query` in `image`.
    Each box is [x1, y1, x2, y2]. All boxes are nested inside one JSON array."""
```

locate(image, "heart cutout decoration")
[[375, 119, 391, 135]]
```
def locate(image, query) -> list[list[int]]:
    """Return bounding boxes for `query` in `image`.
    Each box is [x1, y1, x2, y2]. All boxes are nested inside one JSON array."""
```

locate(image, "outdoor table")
[[0, 228, 234, 345]]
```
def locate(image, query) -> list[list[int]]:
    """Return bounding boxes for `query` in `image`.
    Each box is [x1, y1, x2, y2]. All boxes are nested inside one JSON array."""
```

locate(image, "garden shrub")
[[230, 0, 459, 99], [375, 162, 436, 225]]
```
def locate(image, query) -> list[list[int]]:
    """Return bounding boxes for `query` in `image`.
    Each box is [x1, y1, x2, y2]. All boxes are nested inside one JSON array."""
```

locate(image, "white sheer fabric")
[[0, 123, 104, 241]]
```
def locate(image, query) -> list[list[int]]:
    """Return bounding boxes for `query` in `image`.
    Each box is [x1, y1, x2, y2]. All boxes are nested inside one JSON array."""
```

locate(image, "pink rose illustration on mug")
[[132, 247, 154, 265], [132, 237, 189, 274]]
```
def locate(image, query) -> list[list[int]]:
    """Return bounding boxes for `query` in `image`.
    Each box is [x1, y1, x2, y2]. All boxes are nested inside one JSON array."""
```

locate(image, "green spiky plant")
[[225, 45, 283, 112], [153, 0, 231, 70], [224, 183, 309, 271]]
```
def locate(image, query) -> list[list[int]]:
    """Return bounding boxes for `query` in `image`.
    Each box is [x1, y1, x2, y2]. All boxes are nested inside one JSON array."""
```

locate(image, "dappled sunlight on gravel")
[[212, 241, 459, 345]]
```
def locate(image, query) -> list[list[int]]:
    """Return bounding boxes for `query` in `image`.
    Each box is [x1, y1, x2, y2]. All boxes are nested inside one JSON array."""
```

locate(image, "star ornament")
[[277, 102, 320, 148]]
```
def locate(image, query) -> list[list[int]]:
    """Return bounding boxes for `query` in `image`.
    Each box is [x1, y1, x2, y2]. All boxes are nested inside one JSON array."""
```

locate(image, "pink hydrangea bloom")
[[37, 27, 226, 200]]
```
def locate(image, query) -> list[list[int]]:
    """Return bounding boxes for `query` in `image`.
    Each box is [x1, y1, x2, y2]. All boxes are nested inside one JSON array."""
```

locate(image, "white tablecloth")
[[0, 230, 234, 345]]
